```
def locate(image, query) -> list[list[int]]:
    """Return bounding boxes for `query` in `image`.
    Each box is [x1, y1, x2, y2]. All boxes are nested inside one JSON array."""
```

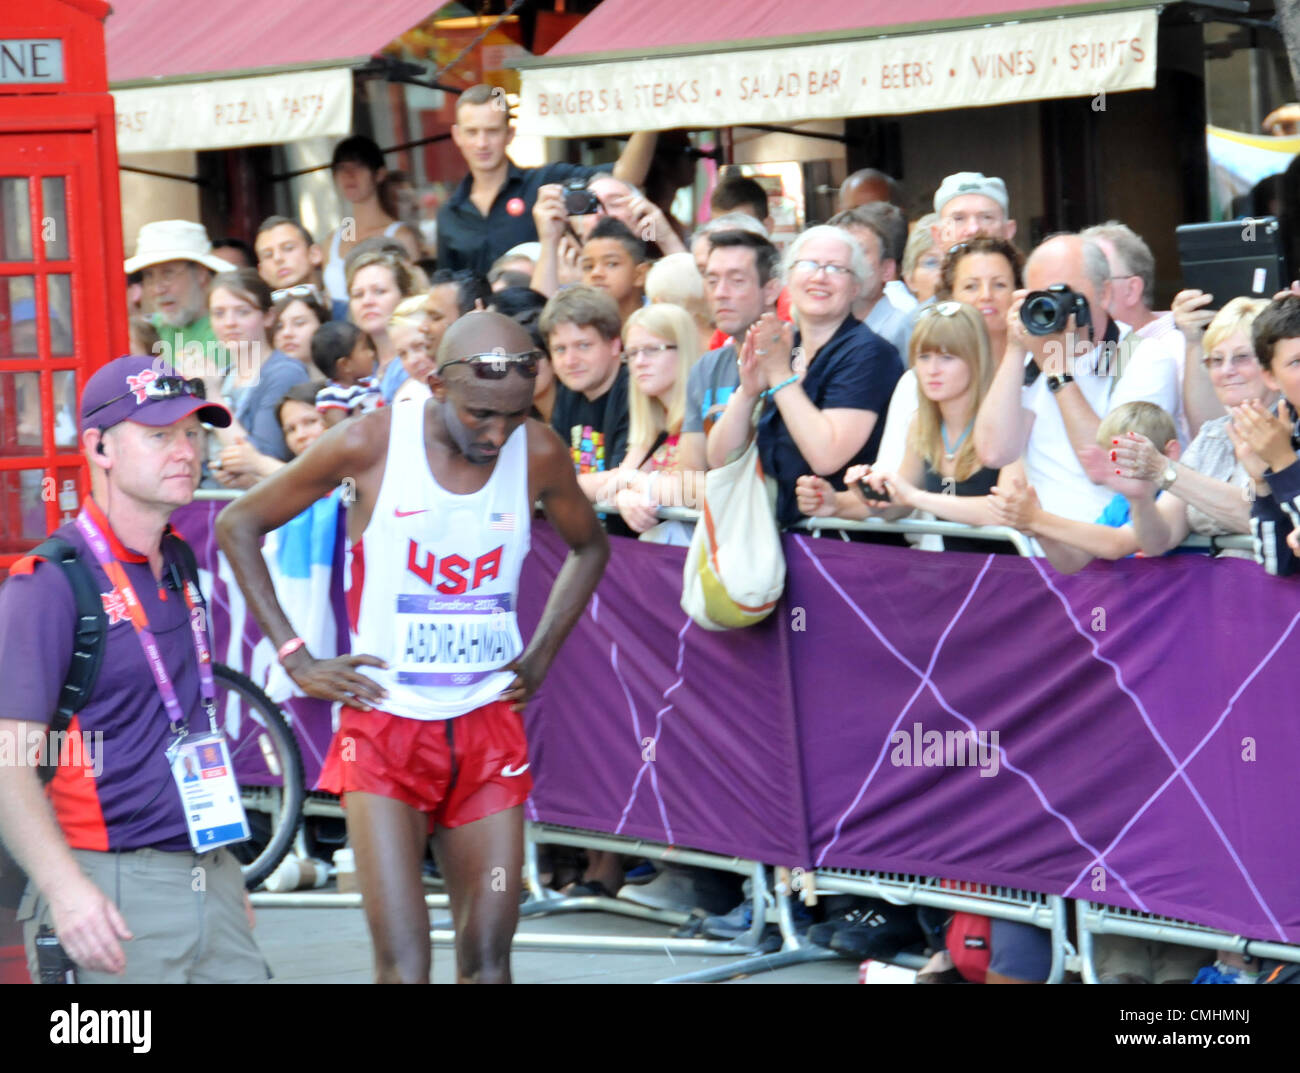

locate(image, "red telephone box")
[[0, 0, 127, 572]]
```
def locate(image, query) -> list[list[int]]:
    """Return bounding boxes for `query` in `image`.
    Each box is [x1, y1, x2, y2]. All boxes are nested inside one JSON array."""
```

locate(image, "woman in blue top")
[[706, 225, 904, 527], [207, 268, 310, 488]]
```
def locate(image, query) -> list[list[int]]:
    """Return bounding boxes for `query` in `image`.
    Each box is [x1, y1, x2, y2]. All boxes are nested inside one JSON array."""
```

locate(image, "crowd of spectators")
[[114, 84, 1300, 985]]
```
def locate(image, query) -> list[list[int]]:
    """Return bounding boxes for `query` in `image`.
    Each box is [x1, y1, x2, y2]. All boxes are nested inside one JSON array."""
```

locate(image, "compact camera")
[[562, 178, 602, 216], [1020, 284, 1091, 336]]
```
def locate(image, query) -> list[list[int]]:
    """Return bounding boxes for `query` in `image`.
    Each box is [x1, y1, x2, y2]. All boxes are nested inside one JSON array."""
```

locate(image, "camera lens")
[[1022, 294, 1062, 335]]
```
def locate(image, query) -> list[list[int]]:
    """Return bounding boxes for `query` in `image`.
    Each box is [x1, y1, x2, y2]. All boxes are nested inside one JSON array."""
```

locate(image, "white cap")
[[124, 219, 231, 275], [934, 173, 1009, 216]]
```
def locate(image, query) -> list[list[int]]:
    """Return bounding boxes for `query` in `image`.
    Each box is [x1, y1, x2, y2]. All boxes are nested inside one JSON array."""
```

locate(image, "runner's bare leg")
[[346, 791, 431, 984], [433, 804, 524, 984]]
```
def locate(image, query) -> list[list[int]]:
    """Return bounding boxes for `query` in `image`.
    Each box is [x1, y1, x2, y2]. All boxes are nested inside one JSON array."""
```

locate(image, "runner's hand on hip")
[[500, 654, 544, 713], [287, 653, 388, 709]]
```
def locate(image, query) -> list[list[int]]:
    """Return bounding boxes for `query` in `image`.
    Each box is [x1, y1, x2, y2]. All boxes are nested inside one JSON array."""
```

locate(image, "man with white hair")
[[1082, 221, 1191, 439], [125, 220, 231, 371], [975, 233, 1180, 523]]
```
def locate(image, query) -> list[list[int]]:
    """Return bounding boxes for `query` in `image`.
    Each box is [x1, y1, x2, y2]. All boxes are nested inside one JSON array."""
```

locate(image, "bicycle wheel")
[[212, 663, 305, 890]]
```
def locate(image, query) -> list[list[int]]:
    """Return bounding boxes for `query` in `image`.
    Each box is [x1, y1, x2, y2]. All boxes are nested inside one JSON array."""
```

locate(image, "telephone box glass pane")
[[0, 370, 42, 453], [0, 468, 50, 546], [52, 369, 77, 447], [0, 275, 38, 357], [42, 177, 68, 261], [47, 275, 73, 355], [0, 177, 32, 262]]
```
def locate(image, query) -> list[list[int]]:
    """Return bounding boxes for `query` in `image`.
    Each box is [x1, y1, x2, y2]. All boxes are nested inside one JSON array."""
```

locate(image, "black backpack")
[[0, 532, 200, 909]]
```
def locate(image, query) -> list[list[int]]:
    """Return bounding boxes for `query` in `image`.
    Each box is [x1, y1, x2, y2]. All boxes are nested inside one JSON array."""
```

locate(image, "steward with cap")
[[0, 356, 269, 984]]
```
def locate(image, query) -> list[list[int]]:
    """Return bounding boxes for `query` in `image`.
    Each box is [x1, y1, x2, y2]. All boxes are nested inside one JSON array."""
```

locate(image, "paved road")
[[254, 896, 866, 984]]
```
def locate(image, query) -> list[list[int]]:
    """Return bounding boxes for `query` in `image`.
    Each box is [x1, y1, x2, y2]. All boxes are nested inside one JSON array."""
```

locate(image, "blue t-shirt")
[[757, 315, 902, 528], [1095, 491, 1202, 557]]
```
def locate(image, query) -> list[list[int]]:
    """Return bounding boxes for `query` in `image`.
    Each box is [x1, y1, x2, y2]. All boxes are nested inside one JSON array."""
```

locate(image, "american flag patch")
[[489, 512, 515, 531]]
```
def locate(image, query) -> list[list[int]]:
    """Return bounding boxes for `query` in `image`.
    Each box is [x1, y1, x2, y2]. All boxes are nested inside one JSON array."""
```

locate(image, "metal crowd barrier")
[[206, 487, 1284, 980]]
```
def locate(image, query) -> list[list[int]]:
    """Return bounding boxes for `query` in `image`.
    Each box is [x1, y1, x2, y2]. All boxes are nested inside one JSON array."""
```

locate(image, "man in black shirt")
[[437, 85, 659, 276]]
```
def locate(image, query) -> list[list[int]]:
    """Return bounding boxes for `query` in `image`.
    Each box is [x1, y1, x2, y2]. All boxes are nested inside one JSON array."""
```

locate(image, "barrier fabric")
[[181, 499, 1300, 943]]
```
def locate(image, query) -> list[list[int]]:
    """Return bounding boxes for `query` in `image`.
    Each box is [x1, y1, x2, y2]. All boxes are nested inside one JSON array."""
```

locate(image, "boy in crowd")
[[1236, 294, 1300, 574], [580, 218, 649, 326], [312, 321, 381, 427], [254, 215, 347, 321], [989, 402, 1185, 573]]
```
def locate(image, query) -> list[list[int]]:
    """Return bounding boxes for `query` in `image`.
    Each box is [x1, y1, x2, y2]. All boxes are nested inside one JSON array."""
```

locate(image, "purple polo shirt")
[[0, 498, 204, 852]]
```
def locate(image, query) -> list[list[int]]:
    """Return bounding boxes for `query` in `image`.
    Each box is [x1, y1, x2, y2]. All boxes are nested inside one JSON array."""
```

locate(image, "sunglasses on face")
[[84, 375, 206, 420], [440, 351, 542, 380]]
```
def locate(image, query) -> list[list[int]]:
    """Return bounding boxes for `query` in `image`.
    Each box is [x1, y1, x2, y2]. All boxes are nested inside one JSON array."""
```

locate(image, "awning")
[[517, 1, 1163, 137], [105, 0, 442, 153]]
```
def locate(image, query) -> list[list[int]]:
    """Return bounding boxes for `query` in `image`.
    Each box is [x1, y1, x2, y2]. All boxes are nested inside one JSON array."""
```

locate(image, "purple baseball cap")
[[80, 355, 231, 434]]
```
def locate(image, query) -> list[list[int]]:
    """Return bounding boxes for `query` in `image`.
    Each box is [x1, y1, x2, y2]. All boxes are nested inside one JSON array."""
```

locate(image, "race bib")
[[394, 591, 520, 688]]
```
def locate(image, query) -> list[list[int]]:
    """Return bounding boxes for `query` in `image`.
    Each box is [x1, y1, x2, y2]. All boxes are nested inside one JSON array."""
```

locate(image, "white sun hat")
[[124, 219, 233, 275]]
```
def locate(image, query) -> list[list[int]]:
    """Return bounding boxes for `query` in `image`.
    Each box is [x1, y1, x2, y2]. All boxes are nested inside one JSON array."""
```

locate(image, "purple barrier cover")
[[181, 498, 1300, 942]]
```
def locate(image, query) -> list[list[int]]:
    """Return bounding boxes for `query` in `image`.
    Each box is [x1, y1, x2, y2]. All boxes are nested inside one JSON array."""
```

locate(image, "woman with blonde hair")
[[796, 300, 1026, 552], [1112, 295, 1275, 556], [388, 295, 435, 406], [613, 302, 704, 543], [645, 252, 713, 353]]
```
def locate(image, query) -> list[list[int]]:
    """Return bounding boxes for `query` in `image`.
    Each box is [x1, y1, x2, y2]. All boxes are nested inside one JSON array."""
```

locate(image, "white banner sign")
[[520, 10, 1157, 137], [113, 67, 353, 154]]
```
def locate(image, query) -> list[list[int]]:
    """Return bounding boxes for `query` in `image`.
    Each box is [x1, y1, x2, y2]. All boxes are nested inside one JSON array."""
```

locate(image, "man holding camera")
[[975, 234, 1180, 523], [437, 84, 659, 275]]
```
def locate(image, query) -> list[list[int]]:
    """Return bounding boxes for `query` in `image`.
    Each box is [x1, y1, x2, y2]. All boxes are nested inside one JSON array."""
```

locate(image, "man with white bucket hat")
[[125, 220, 231, 372]]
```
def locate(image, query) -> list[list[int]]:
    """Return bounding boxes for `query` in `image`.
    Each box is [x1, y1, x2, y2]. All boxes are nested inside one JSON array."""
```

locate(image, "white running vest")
[[345, 399, 531, 720]]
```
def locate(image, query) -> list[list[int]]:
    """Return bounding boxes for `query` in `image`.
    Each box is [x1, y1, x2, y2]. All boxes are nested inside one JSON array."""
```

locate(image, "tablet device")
[[1176, 216, 1288, 310]]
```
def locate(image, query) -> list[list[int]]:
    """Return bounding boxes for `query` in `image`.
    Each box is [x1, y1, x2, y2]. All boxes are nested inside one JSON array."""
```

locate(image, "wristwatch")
[[1156, 462, 1179, 492], [1045, 373, 1074, 394]]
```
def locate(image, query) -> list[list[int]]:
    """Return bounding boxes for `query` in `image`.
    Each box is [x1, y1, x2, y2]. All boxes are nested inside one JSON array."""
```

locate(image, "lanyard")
[[75, 507, 217, 738]]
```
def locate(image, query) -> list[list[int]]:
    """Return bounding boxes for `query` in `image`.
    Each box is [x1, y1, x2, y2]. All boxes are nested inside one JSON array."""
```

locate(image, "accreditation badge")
[[168, 732, 251, 852]]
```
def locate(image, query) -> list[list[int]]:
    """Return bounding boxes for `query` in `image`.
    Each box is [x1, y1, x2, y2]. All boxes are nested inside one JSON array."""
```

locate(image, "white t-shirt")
[[1021, 323, 1181, 522]]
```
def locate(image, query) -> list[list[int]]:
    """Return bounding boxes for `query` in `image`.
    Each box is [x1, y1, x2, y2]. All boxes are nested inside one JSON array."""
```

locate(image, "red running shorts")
[[317, 700, 532, 831]]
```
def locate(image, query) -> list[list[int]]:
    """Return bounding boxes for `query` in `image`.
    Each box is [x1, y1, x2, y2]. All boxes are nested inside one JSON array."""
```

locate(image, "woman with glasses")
[[612, 303, 703, 544], [706, 225, 904, 528], [206, 269, 311, 488], [346, 250, 420, 404], [271, 286, 331, 383], [1113, 296, 1273, 556], [795, 301, 1025, 552]]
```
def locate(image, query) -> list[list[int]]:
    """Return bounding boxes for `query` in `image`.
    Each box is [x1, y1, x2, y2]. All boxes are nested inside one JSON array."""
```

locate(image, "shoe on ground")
[[622, 860, 657, 885], [617, 865, 700, 914], [808, 901, 884, 948]]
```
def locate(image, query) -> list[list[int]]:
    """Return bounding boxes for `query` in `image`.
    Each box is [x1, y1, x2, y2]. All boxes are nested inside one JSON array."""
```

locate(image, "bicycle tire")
[[212, 663, 305, 890]]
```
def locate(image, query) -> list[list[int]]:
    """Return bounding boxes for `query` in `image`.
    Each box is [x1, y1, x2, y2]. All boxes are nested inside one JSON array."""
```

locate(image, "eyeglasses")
[[272, 284, 323, 304], [440, 351, 541, 380], [624, 344, 678, 360], [84, 375, 206, 420], [922, 301, 966, 318], [791, 259, 853, 278], [1202, 352, 1258, 372]]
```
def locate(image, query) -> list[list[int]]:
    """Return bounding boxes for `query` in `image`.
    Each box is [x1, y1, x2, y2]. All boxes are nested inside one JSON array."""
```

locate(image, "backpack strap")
[[162, 528, 201, 599], [26, 537, 107, 784]]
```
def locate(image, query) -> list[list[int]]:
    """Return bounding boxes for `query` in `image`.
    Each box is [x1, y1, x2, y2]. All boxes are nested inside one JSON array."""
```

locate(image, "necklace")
[[941, 419, 974, 461]]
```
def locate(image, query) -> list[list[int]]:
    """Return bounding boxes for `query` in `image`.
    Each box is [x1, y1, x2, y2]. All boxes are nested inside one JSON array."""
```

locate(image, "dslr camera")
[[562, 178, 601, 216], [1020, 284, 1091, 336]]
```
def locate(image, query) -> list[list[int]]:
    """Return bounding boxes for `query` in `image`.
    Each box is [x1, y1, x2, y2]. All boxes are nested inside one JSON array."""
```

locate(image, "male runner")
[[216, 312, 609, 983]]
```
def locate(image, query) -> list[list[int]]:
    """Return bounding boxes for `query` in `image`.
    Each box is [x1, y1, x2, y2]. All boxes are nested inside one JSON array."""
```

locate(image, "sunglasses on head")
[[440, 351, 542, 380], [923, 301, 966, 318], [84, 375, 206, 420], [272, 284, 323, 304]]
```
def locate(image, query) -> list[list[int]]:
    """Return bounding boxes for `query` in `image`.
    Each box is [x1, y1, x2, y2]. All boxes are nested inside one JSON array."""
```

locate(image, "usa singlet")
[[345, 399, 532, 720]]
